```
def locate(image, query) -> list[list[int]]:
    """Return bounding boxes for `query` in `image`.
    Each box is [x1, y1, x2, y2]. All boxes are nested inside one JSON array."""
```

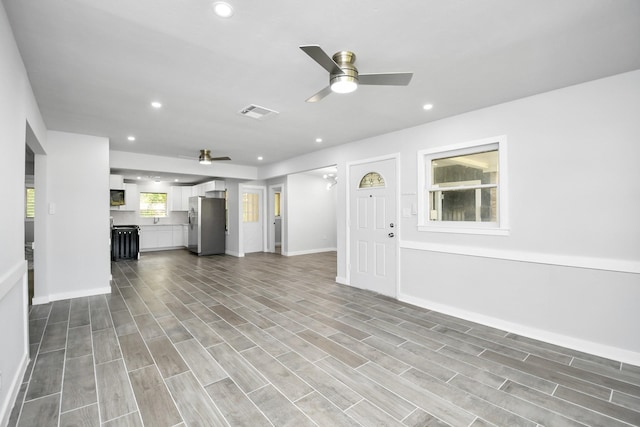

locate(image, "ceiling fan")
[[300, 44, 413, 103], [179, 149, 231, 165]]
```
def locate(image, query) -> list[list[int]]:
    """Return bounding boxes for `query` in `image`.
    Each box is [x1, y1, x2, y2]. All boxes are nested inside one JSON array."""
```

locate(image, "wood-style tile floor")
[[10, 250, 640, 426]]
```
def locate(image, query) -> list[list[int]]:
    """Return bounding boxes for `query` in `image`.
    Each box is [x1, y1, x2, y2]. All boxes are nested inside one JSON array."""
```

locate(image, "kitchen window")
[[417, 135, 508, 235], [139, 192, 168, 217]]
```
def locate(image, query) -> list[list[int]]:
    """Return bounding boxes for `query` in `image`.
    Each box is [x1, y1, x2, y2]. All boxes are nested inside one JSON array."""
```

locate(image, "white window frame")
[[417, 135, 509, 235], [139, 192, 168, 218]]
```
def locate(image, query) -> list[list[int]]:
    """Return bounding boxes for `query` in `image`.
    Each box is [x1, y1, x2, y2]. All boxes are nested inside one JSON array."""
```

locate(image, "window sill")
[[417, 225, 510, 236]]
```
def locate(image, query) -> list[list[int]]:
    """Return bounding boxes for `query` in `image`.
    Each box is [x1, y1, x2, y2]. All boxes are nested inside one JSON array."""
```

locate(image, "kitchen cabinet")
[[172, 225, 185, 247], [109, 174, 124, 190], [170, 186, 184, 211], [122, 183, 138, 211], [192, 183, 205, 197], [139, 226, 158, 250], [140, 225, 189, 251], [170, 186, 194, 211], [204, 180, 225, 192], [158, 227, 173, 247], [192, 180, 224, 198], [183, 225, 188, 247], [111, 183, 138, 211]]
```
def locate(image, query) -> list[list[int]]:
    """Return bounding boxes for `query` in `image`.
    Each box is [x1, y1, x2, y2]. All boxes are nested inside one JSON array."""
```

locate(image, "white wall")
[[286, 173, 337, 256], [33, 131, 111, 303], [224, 179, 242, 256], [0, 2, 47, 423], [259, 70, 640, 364]]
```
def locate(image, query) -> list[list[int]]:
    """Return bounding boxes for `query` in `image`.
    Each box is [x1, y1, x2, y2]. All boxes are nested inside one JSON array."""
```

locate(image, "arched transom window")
[[358, 172, 385, 188]]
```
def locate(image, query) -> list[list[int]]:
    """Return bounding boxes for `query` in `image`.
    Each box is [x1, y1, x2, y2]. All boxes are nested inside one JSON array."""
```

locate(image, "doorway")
[[348, 156, 398, 297], [25, 145, 35, 304], [268, 184, 283, 254], [241, 185, 267, 254]]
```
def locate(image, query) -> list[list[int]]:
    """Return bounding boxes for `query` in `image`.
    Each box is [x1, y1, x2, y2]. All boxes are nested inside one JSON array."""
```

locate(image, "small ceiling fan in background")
[[300, 44, 413, 103], [178, 149, 231, 165]]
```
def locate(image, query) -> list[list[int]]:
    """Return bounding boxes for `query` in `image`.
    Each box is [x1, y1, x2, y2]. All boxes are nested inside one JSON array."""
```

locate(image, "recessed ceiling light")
[[137, 176, 141, 180], [423, 103, 434, 110], [315, 138, 323, 143], [151, 101, 162, 109], [127, 136, 136, 141], [213, 2, 233, 17], [174, 178, 179, 182], [257, 156, 263, 161]]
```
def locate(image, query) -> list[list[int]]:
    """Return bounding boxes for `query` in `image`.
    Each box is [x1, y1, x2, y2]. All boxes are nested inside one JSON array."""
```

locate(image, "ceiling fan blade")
[[358, 72, 413, 86], [300, 45, 342, 75], [306, 86, 333, 103], [211, 156, 231, 161]]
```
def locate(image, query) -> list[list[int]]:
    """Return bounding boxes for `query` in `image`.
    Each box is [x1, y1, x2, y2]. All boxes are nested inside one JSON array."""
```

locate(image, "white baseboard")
[[32, 286, 111, 305], [140, 246, 185, 253], [335, 276, 348, 285], [225, 250, 244, 257], [0, 350, 29, 427], [398, 292, 640, 366], [284, 247, 337, 257]]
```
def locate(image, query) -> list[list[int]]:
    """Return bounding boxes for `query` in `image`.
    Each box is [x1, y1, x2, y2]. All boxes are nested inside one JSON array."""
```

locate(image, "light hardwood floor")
[[9, 250, 640, 426]]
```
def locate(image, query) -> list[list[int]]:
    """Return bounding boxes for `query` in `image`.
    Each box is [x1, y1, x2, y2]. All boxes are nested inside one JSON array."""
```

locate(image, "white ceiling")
[[5, 0, 640, 175]]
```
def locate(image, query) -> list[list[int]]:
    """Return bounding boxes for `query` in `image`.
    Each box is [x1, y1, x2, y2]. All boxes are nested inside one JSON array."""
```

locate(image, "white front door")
[[243, 188, 264, 253], [349, 158, 397, 297]]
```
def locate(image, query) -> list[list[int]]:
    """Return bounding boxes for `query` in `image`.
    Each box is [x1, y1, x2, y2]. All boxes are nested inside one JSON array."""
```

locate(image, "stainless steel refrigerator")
[[188, 196, 226, 256]]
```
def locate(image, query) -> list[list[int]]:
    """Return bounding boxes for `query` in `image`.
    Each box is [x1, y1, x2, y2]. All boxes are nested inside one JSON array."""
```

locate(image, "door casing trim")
[[345, 153, 401, 297]]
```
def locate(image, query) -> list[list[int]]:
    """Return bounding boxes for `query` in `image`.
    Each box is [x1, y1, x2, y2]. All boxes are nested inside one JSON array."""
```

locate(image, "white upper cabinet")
[[189, 180, 224, 200], [111, 182, 138, 211], [122, 183, 138, 211], [170, 186, 193, 211], [203, 180, 225, 192], [109, 174, 124, 190]]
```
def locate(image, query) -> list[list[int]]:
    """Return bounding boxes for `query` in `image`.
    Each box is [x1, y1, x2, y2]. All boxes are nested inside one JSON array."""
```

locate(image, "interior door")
[[349, 158, 397, 297], [242, 189, 264, 253]]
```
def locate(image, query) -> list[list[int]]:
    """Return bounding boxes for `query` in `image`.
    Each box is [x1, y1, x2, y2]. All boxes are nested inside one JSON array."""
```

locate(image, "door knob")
[[388, 232, 394, 238]]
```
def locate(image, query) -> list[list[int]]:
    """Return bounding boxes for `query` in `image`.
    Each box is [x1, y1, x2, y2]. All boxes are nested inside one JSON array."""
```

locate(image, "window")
[[274, 192, 281, 217], [26, 188, 35, 218], [243, 192, 259, 222], [418, 135, 508, 235], [139, 192, 168, 217], [359, 172, 385, 188]]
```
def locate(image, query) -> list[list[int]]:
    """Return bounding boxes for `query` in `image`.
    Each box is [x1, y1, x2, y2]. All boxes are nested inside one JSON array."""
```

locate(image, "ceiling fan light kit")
[[199, 149, 212, 165], [300, 44, 413, 102], [330, 51, 358, 94], [193, 149, 232, 164]]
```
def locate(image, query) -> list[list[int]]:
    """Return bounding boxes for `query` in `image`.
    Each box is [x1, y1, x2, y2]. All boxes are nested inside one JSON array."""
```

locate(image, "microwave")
[[110, 189, 125, 206]]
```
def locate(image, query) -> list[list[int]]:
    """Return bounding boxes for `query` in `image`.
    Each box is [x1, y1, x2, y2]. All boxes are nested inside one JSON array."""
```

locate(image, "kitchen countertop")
[[115, 223, 188, 227]]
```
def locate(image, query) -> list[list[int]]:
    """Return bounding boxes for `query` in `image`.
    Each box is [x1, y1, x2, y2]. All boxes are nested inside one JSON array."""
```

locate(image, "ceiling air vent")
[[238, 104, 279, 120]]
